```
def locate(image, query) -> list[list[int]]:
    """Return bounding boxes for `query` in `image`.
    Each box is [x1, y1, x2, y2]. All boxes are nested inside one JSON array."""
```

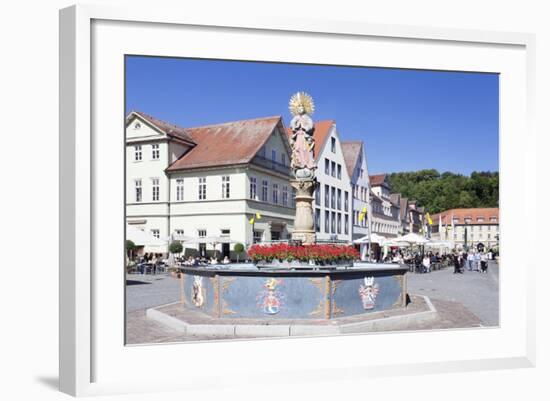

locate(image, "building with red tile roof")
[[125, 112, 296, 256], [430, 208, 499, 249]]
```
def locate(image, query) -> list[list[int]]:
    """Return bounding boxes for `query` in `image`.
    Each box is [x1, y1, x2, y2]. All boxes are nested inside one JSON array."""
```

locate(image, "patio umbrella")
[[353, 233, 387, 245], [393, 233, 429, 245], [126, 225, 166, 247]]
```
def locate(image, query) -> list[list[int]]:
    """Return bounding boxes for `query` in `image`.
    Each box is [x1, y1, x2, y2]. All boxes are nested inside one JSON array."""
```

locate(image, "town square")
[[124, 57, 499, 344]]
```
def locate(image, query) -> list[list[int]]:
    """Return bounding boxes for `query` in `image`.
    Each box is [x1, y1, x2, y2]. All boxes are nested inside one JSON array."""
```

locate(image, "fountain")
[[173, 93, 408, 323]]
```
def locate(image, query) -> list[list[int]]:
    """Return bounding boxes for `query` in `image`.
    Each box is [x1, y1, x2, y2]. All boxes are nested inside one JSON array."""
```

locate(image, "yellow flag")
[[361, 206, 367, 213], [359, 212, 365, 221], [256, 213, 262, 219], [249, 217, 255, 225], [426, 213, 433, 225]]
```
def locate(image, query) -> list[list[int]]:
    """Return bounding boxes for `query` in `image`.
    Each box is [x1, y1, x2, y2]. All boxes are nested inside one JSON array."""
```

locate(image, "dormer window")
[[331, 137, 336, 153]]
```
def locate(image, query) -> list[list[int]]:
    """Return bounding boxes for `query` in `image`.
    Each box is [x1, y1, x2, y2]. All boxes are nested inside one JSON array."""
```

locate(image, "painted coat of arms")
[[358, 276, 379, 310], [192, 275, 205, 307], [257, 278, 284, 315]]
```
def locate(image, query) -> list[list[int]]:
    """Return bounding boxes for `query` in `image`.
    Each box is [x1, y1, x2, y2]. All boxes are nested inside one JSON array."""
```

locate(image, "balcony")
[[252, 155, 291, 175]]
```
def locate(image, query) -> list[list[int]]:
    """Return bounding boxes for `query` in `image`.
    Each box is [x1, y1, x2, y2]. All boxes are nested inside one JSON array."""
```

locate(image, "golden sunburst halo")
[[289, 92, 315, 115]]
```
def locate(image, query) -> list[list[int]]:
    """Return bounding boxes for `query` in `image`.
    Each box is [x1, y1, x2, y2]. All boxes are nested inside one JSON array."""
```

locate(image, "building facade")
[[369, 174, 401, 238], [298, 121, 353, 242], [126, 112, 295, 259], [342, 141, 371, 256], [430, 208, 500, 249]]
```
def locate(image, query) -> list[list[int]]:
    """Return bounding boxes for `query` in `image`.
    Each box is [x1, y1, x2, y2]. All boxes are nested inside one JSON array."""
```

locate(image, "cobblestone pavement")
[[407, 261, 499, 326], [126, 273, 180, 312], [125, 262, 498, 344]]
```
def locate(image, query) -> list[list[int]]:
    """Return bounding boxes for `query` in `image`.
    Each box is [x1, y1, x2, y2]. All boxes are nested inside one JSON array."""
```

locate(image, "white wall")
[[314, 125, 353, 241]]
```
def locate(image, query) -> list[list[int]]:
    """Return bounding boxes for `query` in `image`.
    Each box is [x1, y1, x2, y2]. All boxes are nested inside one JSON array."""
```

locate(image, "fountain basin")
[[176, 263, 408, 320]]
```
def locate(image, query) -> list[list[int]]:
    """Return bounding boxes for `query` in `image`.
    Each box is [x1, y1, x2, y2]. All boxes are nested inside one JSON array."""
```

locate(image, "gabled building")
[[391, 193, 411, 235], [342, 140, 371, 255], [369, 174, 401, 238], [126, 112, 295, 258]]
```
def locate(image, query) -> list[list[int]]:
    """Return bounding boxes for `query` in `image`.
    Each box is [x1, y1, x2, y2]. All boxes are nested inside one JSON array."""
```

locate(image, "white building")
[[369, 174, 401, 238], [126, 111, 295, 259], [295, 121, 353, 242], [430, 208, 499, 250], [342, 141, 371, 255]]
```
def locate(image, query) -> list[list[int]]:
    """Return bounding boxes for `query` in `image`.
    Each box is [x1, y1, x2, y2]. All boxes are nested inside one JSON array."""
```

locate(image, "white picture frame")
[[59, 4, 536, 397]]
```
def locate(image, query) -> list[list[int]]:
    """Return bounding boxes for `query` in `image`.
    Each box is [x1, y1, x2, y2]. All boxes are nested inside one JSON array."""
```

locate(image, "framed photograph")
[[60, 4, 535, 397]]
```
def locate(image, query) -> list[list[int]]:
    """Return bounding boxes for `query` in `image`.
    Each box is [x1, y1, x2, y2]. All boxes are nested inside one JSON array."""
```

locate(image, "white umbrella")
[[394, 233, 429, 245], [353, 233, 387, 245], [126, 225, 166, 247]]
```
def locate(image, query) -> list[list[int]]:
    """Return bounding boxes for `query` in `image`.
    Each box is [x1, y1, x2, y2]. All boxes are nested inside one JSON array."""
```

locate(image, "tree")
[[169, 241, 183, 255], [125, 240, 136, 260], [234, 243, 245, 263]]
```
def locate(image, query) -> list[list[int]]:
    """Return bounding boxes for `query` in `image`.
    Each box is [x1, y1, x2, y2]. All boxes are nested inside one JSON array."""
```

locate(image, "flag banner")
[[359, 212, 365, 221], [256, 213, 261, 219], [249, 217, 255, 225], [426, 213, 433, 225], [361, 206, 367, 213]]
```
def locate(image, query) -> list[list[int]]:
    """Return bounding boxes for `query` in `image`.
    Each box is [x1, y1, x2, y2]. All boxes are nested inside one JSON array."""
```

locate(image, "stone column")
[[290, 179, 316, 244]]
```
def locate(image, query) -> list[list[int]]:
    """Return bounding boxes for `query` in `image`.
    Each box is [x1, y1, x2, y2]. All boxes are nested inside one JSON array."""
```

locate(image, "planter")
[[255, 259, 354, 269]]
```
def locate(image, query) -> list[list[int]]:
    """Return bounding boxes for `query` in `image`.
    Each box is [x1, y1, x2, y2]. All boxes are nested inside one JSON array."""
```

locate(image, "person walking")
[[480, 252, 488, 273], [467, 252, 474, 271], [453, 253, 463, 274], [474, 251, 481, 272]]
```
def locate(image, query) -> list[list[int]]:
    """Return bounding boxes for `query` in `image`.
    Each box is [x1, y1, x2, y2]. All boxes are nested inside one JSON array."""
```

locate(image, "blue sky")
[[126, 56, 499, 175]]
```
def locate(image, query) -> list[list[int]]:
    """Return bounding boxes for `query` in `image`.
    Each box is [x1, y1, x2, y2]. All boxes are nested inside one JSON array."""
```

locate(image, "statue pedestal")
[[290, 179, 316, 245]]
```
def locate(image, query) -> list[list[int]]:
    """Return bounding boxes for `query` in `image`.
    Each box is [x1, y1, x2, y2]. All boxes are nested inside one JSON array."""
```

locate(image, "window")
[[151, 229, 160, 238], [337, 189, 341, 210], [344, 214, 349, 235], [331, 137, 336, 153], [176, 178, 184, 201], [151, 143, 160, 160], [465, 217, 472, 224], [315, 187, 320, 206], [221, 229, 230, 236], [337, 213, 342, 234], [477, 217, 485, 223], [360, 169, 364, 178], [261, 180, 268, 202], [291, 188, 296, 207], [325, 158, 330, 175], [198, 229, 207, 238], [331, 212, 336, 233], [152, 178, 160, 201], [337, 164, 342, 179], [282, 186, 288, 206], [315, 208, 320, 231], [344, 191, 349, 212], [324, 210, 330, 233], [174, 229, 184, 236], [281, 153, 286, 166], [222, 176, 230, 199], [331, 187, 336, 209], [253, 230, 263, 244], [250, 177, 257, 199], [134, 145, 142, 161], [271, 150, 277, 168], [272, 183, 278, 204], [134, 179, 142, 202], [260, 146, 266, 158], [331, 161, 336, 177], [324, 185, 329, 207], [198, 177, 206, 200]]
